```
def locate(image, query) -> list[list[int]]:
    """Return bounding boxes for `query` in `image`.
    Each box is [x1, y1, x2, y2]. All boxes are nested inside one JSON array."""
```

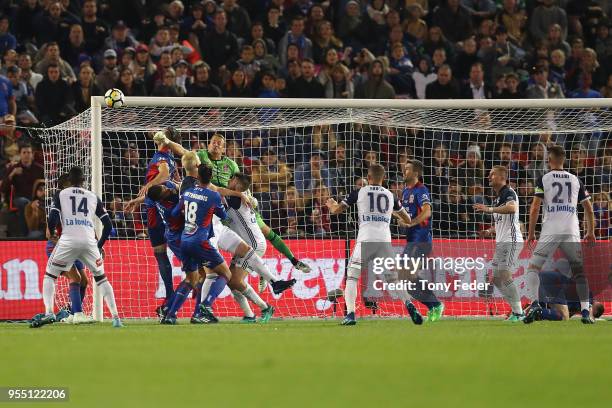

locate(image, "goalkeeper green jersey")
[[196, 149, 239, 188]]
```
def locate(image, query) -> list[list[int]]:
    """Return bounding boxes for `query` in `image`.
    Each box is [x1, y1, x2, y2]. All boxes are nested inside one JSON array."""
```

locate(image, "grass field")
[[1, 319, 611, 408]]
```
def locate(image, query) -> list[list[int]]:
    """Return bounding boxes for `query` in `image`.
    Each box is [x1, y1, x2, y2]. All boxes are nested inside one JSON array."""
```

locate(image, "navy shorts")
[[46, 240, 84, 272], [166, 231, 190, 272], [182, 239, 225, 273], [403, 241, 433, 258]]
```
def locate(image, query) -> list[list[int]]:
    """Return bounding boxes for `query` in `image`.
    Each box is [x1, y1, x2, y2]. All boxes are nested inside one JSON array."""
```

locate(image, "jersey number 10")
[[367, 192, 389, 213]]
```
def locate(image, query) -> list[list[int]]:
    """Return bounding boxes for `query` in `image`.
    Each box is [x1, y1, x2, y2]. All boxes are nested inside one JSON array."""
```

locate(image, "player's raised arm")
[[327, 189, 359, 214], [124, 195, 146, 213], [95, 197, 113, 249], [139, 160, 170, 196]]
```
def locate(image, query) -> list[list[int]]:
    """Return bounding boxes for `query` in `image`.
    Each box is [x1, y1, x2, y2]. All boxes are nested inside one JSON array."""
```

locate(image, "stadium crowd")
[[0, 0, 611, 239]]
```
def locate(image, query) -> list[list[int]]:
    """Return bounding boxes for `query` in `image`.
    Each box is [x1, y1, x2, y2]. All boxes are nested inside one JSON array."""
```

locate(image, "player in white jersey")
[[326, 164, 416, 326], [31, 167, 122, 328], [523, 145, 597, 324], [474, 166, 524, 321]]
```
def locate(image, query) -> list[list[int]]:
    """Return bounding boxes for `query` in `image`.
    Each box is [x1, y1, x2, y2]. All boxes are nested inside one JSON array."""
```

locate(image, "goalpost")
[[42, 97, 612, 321]]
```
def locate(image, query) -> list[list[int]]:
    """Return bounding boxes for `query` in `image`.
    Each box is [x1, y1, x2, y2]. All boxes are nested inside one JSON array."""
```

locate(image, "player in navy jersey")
[[126, 127, 181, 315], [171, 164, 235, 323], [400, 159, 445, 322]]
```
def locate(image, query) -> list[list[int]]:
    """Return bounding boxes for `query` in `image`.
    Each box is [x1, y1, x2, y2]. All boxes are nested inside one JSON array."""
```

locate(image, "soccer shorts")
[[491, 241, 521, 274], [347, 241, 394, 279], [210, 222, 243, 254], [146, 204, 166, 247], [530, 234, 583, 270], [46, 240, 84, 272], [231, 240, 266, 270], [47, 238, 104, 278], [402, 241, 433, 258], [165, 231, 188, 271], [182, 240, 225, 272]]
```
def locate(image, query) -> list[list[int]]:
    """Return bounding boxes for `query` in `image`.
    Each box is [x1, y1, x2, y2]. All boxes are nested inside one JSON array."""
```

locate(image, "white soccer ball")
[[104, 88, 125, 108]]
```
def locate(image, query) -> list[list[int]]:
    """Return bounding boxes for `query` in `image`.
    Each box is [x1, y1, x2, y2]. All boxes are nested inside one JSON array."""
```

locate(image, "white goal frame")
[[88, 96, 612, 320]]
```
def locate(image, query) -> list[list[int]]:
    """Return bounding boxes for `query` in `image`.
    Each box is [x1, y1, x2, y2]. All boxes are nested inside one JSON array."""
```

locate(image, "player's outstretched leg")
[[94, 274, 122, 327], [199, 264, 232, 323], [233, 243, 296, 294], [31, 273, 58, 328], [153, 246, 174, 316], [342, 269, 359, 326], [523, 262, 543, 325], [260, 221, 311, 274]]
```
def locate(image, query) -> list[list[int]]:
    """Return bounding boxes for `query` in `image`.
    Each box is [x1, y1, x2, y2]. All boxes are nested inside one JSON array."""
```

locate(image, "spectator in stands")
[[61, 24, 88, 72], [295, 151, 331, 199], [499, 72, 523, 98], [19, 53, 43, 91], [73, 65, 101, 113], [120, 142, 145, 195], [223, 67, 252, 97], [493, 143, 522, 183], [526, 65, 564, 98], [455, 144, 486, 187], [595, 22, 612, 62], [601, 73, 612, 97], [236, 45, 261, 83], [0, 68, 16, 120], [549, 49, 567, 92], [461, 62, 494, 99], [412, 56, 437, 99], [425, 64, 459, 99], [0, 114, 20, 166], [253, 39, 280, 74], [245, 21, 276, 55], [200, 9, 239, 84], [518, 179, 535, 225], [309, 183, 332, 236], [312, 21, 343, 65], [5, 66, 37, 125], [568, 48, 607, 91], [33, 1, 68, 45], [152, 67, 185, 97], [524, 142, 548, 182], [186, 61, 220, 97], [325, 62, 354, 98], [435, 179, 470, 237], [569, 143, 601, 193], [81, 0, 109, 55], [328, 143, 350, 197], [104, 20, 138, 55], [272, 184, 306, 238], [2, 143, 44, 237], [570, 73, 602, 98], [426, 143, 452, 201], [489, 26, 526, 80], [35, 42, 76, 84], [547, 23, 571, 56], [15, 0, 42, 45], [432, 0, 474, 43], [317, 48, 339, 90], [403, 3, 428, 42], [24, 180, 46, 239], [116, 67, 147, 96], [592, 192, 610, 239], [420, 26, 454, 62], [252, 148, 292, 197], [96, 49, 120, 91], [387, 43, 416, 96], [529, 0, 567, 42], [224, 0, 252, 40], [338, 0, 362, 44], [35, 64, 76, 126], [288, 59, 325, 98], [258, 71, 280, 97], [263, 5, 286, 48], [355, 58, 395, 99], [0, 15, 16, 57], [279, 16, 313, 67]]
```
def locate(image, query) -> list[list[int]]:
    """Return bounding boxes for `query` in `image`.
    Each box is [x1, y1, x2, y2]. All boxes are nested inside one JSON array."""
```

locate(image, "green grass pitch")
[[1, 319, 611, 407]]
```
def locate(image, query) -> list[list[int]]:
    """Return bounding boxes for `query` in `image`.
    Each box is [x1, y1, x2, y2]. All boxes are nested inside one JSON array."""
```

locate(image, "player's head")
[[489, 165, 508, 189], [547, 144, 566, 168], [68, 166, 85, 186], [229, 173, 251, 192], [404, 159, 424, 183], [147, 184, 171, 201], [182, 151, 201, 172], [208, 133, 226, 157], [165, 126, 181, 143], [367, 163, 385, 185], [57, 173, 71, 189], [198, 164, 213, 185], [592, 302, 605, 319]]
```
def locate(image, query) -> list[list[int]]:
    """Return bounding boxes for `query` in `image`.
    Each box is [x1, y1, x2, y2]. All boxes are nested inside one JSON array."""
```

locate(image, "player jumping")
[[474, 166, 524, 321], [31, 167, 122, 328], [523, 145, 597, 324], [326, 164, 416, 326], [399, 159, 445, 323]]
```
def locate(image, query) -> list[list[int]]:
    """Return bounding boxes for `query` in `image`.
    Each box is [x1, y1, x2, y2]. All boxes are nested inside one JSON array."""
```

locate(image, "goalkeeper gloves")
[[153, 131, 170, 146]]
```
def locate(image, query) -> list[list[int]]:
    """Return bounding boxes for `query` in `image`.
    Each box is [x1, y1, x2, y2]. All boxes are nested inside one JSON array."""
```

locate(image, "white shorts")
[[231, 239, 266, 269], [492, 241, 521, 273], [210, 222, 243, 254], [47, 238, 103, 277], [347, 241, 394, 279], [530, 234, 583, 269]]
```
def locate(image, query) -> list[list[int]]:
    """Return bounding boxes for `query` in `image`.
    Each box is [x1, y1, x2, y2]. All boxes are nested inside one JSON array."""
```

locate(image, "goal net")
[[41, 98, 612, 320]]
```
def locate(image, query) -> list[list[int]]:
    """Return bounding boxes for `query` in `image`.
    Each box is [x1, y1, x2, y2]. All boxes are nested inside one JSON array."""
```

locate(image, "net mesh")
[[40, 103, 612, 319]]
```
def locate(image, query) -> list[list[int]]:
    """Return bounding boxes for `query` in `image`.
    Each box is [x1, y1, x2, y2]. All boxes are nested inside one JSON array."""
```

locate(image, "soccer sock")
[[572, 270, 591, 311], [266, 229, 297, 265], [202, 275, 228, 307], [409, 280, 441, 309], [154, 251, 174, 300], [42, 274, 56, 315], [345, 277, 358, 314], [524, 266, 540, 303], [541, 308, 562, 321], [499, 279, 522, 314], [241, 284, 268, 309], [192, 282, 203, 317], [69, 282, 83, 313], [239, 249, 277, 282], [96, 278, 119, 318], [80, 284, 87, 303], [167, 280, 191, 318], [232, 290, 255, 318], [200, 274, 217, 303]]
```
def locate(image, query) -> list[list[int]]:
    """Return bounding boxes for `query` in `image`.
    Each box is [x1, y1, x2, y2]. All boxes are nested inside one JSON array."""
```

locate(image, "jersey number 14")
[[70, 196, 89, 216]]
